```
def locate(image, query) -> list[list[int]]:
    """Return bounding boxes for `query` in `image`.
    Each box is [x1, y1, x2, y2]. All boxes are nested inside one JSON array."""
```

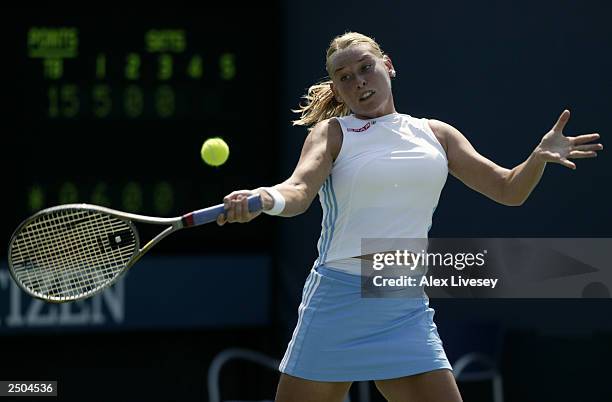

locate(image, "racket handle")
[[183, 194, 263, 227]]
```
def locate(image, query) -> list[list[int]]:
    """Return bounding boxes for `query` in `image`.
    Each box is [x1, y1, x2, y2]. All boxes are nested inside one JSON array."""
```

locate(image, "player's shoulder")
[[311, 117, 341, 135], [426, 118, 448, 131], [424, 118, 451, 154], [307, 118, 343, 160], [308, 118, 342, 143]]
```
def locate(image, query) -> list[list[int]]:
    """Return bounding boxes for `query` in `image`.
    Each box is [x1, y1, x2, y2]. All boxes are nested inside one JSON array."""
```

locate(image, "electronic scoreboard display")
[[4, 9, 280, 254]]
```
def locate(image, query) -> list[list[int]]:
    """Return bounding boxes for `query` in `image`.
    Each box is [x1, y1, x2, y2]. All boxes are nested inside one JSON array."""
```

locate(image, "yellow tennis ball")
[[200, 137, 229, 167]]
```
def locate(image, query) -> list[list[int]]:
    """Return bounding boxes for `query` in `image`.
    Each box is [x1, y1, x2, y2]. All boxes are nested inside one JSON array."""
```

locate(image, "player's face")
[[328, 44, 396, 120]]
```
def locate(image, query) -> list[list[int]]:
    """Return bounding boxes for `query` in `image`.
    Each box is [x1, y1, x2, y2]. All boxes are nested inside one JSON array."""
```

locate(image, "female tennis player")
[[217, 32, 602, 402]]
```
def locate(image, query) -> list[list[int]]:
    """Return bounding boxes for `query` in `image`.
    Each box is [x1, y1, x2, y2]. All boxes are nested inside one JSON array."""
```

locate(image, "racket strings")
[[33, 211, 132, 295], [15, 212, 107, 297], [10, 209, 137, 300], [14, 211, 132, 298]]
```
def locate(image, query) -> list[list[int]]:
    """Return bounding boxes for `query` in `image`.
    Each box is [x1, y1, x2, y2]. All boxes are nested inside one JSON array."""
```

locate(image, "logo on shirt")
[[347, 121, 375, 133]]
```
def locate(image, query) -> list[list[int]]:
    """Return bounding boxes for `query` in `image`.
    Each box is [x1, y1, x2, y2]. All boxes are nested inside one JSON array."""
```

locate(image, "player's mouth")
[[359, 90, 375, 101]]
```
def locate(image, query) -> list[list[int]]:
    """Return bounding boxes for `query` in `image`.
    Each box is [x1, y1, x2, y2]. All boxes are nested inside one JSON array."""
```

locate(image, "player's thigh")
[[374, 369, 462, 402], [275, 373, 352, 402]]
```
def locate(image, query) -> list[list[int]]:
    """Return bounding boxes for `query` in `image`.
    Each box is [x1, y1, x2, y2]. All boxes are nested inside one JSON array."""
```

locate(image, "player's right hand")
[[217, 189, 270, 226]]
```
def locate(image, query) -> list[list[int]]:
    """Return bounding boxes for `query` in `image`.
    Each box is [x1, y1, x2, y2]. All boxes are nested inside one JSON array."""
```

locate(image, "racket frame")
[[7, 194, 262, 303], [7, 204, 182, 303]]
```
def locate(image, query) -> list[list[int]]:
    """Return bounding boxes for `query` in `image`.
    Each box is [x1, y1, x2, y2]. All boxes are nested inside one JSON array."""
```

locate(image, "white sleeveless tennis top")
[[314, 112, 448, 274]]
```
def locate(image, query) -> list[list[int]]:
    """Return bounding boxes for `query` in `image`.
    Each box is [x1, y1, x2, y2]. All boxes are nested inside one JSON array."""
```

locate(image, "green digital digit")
[[153, 181, 174, 215], [43, 58, 63, 79], [92, 85, 112, 118], [61, 85, 79, 118], [124, 85, 144, 118], [158, 54, 173, 80], [219, 53, 236, 80], [58, 182, 78, 204], [48, 86, 59, 118], [187, 55, 202, 79], [96, 53, 106, 79], [125, 53, 141, 80], [122, 182, 143, 213], [155, 85, 175, 118], [91, 182, 111, 206], [27, 185, 45, 212], [48, 85, 80, 118]]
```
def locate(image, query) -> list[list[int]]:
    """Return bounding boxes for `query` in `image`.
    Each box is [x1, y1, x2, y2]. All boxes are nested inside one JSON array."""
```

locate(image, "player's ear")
[[330, 82, 343, 103], [383, 55, 396, 78]]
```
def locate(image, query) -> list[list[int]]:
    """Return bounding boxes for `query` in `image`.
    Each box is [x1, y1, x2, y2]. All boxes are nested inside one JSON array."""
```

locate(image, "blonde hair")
[[292, 32, 385, 127]]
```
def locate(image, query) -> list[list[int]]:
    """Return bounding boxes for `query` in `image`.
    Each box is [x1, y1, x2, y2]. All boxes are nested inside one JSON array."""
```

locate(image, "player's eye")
[[340, 74, 350, 82], [362, 64, 373, 72]]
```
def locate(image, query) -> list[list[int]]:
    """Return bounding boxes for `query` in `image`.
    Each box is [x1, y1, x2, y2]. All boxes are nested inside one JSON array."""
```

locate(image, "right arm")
[[218, 118, 342, 225]]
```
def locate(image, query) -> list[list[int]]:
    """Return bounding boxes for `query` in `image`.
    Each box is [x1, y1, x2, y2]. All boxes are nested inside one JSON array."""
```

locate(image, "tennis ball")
[[200, 137, 229, 167]]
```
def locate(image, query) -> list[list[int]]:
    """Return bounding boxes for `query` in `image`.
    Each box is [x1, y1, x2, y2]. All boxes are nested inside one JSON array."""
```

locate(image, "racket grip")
[[183, 194, 263, 227]]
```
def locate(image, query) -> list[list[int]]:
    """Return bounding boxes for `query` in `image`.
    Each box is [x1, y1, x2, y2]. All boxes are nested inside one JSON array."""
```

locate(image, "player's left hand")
[[535, 109, 603, 169]]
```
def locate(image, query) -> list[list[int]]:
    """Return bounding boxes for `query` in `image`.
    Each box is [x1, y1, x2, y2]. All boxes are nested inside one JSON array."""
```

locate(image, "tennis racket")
[[7, 194, 262, 303]]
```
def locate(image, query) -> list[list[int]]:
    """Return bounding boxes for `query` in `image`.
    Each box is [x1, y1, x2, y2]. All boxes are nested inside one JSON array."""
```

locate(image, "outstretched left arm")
[[429, 110, 603, 206]]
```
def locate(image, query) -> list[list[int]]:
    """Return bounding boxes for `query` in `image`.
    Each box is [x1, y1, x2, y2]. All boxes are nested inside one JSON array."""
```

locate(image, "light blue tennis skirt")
[[279, 264, 452, 382]]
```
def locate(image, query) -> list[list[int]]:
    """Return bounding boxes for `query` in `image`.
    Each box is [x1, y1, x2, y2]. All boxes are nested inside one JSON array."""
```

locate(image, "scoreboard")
[[4, 9, 280, 254], [26, 26, 240, 121]]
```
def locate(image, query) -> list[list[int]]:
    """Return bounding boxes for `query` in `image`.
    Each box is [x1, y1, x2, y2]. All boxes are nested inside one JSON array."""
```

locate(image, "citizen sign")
[[0, 269, 125, 329]]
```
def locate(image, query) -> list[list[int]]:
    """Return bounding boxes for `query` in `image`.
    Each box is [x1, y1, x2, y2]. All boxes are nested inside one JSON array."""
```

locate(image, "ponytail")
[[292, 80, 350, 128]]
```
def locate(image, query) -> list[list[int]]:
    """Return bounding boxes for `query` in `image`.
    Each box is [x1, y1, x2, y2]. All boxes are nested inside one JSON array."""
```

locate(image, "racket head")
[[8, 204, 141, 303]]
